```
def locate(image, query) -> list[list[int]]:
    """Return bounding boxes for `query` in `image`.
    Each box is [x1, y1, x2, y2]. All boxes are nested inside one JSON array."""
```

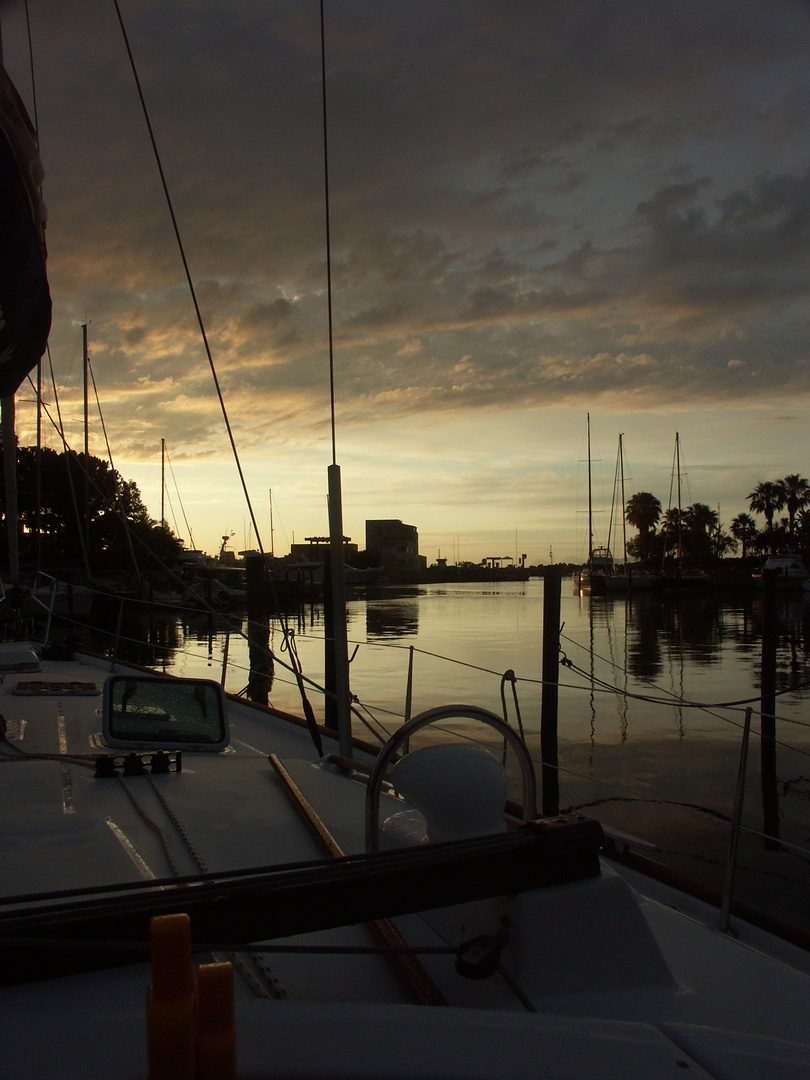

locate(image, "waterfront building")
[[365, 519, 427, 575]]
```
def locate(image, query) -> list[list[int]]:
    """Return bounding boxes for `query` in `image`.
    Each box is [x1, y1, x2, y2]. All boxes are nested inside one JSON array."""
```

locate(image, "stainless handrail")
[[365, 703, 538, 852]]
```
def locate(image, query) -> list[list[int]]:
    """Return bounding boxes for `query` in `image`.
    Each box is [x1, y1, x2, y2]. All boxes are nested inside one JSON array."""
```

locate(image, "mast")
[[161, 438, 165, 526], [676, 431, 682, 563], [82, 322, 90, 556], [320, 0, 352, 756], [269, 488, 275, 557], [2, 396, 18, 584], [35, 358, 41, 573], [587, 413, 593, 567], [619, 433, 627, 568]]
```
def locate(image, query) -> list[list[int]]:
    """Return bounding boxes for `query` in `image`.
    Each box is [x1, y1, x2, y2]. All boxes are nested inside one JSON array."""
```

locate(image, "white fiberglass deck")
[[1, 646, 809, 1079]]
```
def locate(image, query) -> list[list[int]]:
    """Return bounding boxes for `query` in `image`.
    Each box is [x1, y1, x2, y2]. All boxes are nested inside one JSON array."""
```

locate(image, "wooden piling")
[[540, 566, 562, 817], [760, 568, 779, 850]]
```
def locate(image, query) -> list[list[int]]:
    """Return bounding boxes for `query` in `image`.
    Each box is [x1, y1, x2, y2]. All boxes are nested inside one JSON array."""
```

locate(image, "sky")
[[2, 0, 810, 566]]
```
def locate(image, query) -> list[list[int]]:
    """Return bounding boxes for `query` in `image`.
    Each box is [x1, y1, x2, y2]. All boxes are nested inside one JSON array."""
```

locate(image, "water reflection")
[[365, 590, 421, 639]]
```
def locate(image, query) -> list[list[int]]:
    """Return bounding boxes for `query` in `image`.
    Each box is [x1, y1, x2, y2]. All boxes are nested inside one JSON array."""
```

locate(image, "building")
[[289, 537, 359, 564], [365, 519, 427, 575]]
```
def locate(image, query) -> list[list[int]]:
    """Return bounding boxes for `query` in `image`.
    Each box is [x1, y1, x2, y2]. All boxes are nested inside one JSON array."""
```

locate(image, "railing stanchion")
[[220, 627, 231, 688], [403, 646, 415, 754], [720, 706, 753, 933], [110, 598, 125, 673]]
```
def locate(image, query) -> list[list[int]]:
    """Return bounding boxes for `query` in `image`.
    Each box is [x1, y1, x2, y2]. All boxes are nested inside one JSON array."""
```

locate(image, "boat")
[[3, 9, 810, 1079], [0, 576, 95, 620], [3, 638, 810, 1078], [573, 415, 609, 595], [754, 554, 809, 590], [574, 424, 660, 595], [601, 434, 660, 593], [660, 434, 714, 591]]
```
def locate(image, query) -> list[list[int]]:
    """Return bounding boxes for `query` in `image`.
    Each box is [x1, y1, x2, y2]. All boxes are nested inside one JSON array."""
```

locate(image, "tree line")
[[625, 474, 810, 564], [0, 444, 183, 575]]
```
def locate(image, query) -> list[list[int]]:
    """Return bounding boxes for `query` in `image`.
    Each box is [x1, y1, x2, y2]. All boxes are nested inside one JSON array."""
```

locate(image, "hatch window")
[[102, 675, 229, 751]]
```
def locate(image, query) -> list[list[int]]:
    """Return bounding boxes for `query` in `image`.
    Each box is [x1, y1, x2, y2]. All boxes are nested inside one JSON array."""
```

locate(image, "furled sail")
[[0, 63, 50, 397]]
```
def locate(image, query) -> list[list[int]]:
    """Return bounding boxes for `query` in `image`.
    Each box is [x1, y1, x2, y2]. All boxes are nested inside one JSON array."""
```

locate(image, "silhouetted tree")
[[683, 502, 719, 560], [748, 481, 785, 552], [0, 444, 182, 575], [660, 507, 685, 558], [625, 491, 661, 560], [730, 513, 758, 560], [778, 474, 810, 536]]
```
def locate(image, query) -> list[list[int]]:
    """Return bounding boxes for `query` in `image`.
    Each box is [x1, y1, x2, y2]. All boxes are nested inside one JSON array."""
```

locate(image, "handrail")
[[365, 704, 538, 853]]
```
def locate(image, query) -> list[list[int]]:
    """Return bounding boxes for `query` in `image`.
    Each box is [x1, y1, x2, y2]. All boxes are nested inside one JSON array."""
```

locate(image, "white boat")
[[1, 640, 810, 1078], [0, 578, 95, 619], [754, 555, 809, 590]]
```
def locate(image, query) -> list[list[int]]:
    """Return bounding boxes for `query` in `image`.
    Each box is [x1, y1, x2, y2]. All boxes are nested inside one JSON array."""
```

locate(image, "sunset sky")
[[3, 0, 810, 565]]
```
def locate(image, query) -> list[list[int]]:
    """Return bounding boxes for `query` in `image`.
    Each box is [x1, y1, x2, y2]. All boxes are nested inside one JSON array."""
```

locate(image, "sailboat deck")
[[2, 648, 810, 1078]]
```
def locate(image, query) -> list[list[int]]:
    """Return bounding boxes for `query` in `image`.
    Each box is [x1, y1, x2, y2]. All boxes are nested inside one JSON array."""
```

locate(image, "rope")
[[146, 773, 208, 874], [116, 775, 184, 878], [499, 669, 524, 766]]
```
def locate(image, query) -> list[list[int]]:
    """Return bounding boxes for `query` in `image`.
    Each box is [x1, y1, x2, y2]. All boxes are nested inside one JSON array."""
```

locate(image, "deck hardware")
[[455, 933, 505, 980], [93, 751, 182, 779]]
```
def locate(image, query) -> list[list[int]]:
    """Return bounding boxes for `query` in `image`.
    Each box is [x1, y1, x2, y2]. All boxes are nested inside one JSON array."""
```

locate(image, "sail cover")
[[0, 64, 50, 398]]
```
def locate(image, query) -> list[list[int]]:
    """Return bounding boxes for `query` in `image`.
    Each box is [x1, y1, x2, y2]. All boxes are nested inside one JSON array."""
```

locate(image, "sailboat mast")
[[269, 488, 274, 557], [587, 413, 593, 566], [35, 359, 42, 574], [676, 431, 682, 562], [160, 438, 165, 526], [619, 433, 627, 567], [320, 1, 352, 755], [82, 323, 90, 556], [2, 395, 19, 584]]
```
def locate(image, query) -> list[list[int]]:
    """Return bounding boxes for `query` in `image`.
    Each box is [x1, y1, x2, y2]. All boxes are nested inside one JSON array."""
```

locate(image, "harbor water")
[[74, 577, 810, 930]]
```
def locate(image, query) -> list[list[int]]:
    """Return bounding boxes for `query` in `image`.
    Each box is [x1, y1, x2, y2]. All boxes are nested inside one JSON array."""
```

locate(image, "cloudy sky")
[[3, 0, 810, 564]]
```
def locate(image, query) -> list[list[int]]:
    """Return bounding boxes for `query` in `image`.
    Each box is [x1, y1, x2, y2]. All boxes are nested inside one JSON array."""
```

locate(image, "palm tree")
[[684, 502, 719, 533], [683, 503, 719, 560], [711, 529, 737, 558], [625, 491, 661, 560], [660, 507, 685, 558], [748, 481, 785, 530], [748, 481, 785, 552], [730, 512, 758, 560], [779, 474, 810, 536]]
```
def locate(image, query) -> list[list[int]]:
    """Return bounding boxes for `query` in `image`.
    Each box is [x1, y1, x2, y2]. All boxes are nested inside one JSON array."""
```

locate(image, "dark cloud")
[[2, 0, 810, 464]]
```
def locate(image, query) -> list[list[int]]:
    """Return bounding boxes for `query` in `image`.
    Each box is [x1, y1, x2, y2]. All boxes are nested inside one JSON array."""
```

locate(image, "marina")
[[3, 577, 810, 1078], [3, 2, 810, 1076], [61, 576, 810, 933]]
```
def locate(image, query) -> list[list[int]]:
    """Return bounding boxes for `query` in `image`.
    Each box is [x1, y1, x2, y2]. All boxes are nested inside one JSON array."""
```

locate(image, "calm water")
[[76, 578, 810, 928]]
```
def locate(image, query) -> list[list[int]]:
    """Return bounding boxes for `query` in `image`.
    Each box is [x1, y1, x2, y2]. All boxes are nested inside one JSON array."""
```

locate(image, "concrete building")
[[365, 519, 427, 575]]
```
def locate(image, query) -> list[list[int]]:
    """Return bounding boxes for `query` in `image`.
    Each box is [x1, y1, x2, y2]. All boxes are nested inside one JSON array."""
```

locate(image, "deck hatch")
[[102, 675, 229, 751]]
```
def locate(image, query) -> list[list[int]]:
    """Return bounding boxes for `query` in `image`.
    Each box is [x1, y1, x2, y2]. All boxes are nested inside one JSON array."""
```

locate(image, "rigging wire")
[[162, 442, 196, 550], [39, 349, 91, 578], [86, 356, 140, 579], [110, 0, 321, 748], [559, 628, 810, 726], [111, 1, 261, 547], [21, 0, 39, 137]]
